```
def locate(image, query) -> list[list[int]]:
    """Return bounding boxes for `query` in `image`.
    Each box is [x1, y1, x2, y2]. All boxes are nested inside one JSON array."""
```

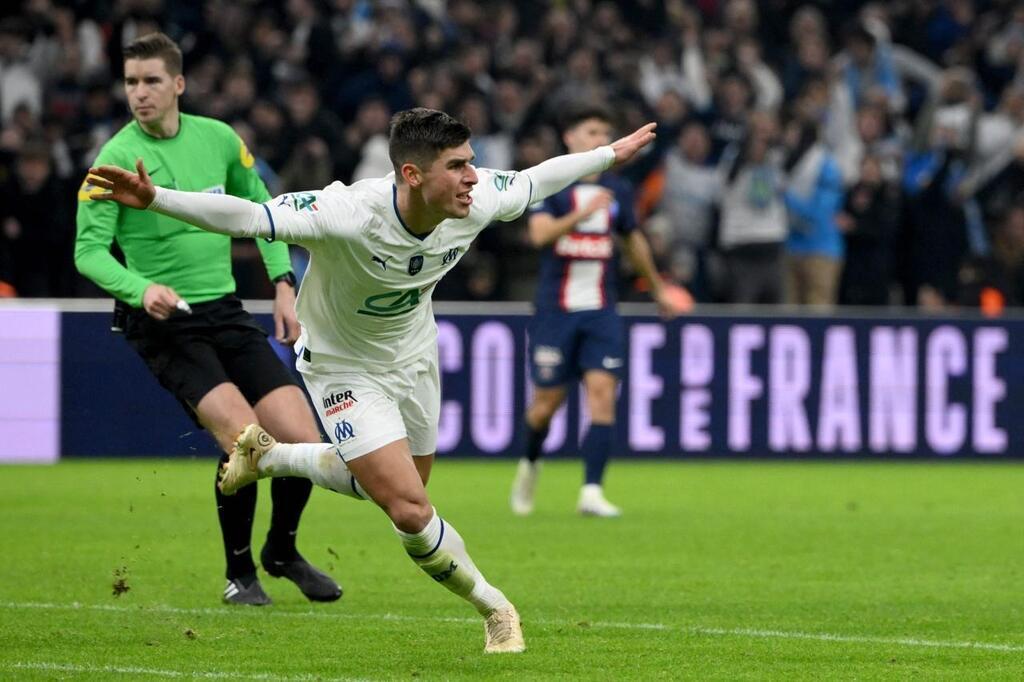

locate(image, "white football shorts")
[[297, 350, 440, 461]]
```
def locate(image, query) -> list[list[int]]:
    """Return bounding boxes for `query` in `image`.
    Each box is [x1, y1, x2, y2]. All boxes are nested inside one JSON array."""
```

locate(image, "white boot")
[[484, 605, 526, 653], [219, 424, 274, 495], [577, 483, 621, 517], [510, 459, 540, 516]]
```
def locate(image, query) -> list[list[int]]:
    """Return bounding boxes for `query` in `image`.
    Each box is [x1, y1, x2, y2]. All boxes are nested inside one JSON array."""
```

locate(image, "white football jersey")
[[262, 169, 532, 371]]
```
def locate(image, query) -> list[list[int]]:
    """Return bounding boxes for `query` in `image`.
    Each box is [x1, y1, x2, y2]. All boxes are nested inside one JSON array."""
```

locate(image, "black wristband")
[[273, 272, 297, 288]]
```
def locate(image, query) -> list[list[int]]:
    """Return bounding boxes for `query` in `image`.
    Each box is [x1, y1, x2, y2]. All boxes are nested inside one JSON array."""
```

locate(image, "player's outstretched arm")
[[88, 159, 327, 243], [521, 123, 657, 204], [88, 159, 266, 238]]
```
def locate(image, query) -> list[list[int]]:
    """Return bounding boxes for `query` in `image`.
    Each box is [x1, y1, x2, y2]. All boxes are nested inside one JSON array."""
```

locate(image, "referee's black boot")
[[260, 545, 342, 602], [223, 574, 272, 606]]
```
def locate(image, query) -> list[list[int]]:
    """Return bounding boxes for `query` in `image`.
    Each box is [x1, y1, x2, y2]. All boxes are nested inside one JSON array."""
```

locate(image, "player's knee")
[[529, 396, 562, 425], [386, 496, 434, 534]]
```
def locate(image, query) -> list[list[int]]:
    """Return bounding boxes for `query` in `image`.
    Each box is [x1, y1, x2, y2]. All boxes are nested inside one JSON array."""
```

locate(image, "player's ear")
[[174, 74, 186, 96], [401, 162, 422, 188]]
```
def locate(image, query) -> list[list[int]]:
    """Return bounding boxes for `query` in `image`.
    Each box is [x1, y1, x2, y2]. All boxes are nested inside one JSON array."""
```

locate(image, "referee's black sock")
[[214, 453, 258, 579], [264, 477, 313, 561], [524, 420, 549, 464]]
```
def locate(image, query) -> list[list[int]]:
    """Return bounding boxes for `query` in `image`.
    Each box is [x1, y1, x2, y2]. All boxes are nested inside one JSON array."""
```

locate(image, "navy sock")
[[264, 476, 313, 561], [582, 424, 613, 485], [524, 421, 549, 463], [215, 454, 257, 579]]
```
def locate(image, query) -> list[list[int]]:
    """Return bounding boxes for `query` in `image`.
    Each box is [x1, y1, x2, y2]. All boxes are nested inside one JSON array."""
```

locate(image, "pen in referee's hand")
[[176, 299, 193, 315]]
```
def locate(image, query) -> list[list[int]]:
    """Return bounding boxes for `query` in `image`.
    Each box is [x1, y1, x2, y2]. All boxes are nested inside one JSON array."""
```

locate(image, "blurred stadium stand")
[[1, 0, 1024, 311]]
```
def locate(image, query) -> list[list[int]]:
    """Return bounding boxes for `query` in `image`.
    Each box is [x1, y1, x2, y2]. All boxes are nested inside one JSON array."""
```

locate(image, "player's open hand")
[[87, 158, 157, 209], [610, 123, 657, 167]]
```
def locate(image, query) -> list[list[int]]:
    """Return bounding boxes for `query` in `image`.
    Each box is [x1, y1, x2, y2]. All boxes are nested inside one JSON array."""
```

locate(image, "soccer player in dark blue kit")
[[510, 105, 690, 517]]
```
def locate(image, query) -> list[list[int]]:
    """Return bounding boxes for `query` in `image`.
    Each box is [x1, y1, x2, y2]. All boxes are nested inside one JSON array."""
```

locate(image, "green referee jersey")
[[75, 113, 291, 307]]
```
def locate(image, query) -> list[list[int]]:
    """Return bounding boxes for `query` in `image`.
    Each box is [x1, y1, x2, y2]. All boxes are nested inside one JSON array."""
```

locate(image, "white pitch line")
[[688, 626, 1024, 653], [2, 661, 368, 681], [2, 601, 1022, 654]]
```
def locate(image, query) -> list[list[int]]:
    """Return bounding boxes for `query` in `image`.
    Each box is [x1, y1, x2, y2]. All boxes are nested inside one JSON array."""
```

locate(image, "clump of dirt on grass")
[[112, 566, 130, 597]]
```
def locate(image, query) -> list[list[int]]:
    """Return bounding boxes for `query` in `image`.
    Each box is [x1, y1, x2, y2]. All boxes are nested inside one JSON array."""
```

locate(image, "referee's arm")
[[74, 173, 153, 307]]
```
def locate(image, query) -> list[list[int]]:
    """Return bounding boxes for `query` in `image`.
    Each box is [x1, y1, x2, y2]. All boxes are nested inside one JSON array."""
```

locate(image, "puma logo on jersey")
[[371, 255, 391, 271]]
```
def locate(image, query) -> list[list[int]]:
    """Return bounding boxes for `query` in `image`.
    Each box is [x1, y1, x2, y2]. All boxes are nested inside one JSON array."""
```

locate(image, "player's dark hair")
[[559, 103, 615, 134], [123, 32, 183, 76], [388, 108, 472, 174]]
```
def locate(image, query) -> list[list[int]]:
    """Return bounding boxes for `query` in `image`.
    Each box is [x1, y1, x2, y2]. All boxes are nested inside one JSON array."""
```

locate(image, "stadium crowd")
[[2, 0, 1024, 311]]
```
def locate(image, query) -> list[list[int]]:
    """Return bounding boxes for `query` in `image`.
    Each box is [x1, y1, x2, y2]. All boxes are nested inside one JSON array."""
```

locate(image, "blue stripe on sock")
[[407, 518, 445, 559]]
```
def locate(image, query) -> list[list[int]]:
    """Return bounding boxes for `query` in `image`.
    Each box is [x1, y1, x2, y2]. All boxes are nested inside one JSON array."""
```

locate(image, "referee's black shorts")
[[124, 294, 299, 427]]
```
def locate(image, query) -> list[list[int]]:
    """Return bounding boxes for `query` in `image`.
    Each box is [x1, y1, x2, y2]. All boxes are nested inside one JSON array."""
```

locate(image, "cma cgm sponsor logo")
[[334, 420, 355, 442], [323, 389, 358, 417], [554, 234, 613, 259], [203, 185, 225, 194], [278, 192, 319, 212]]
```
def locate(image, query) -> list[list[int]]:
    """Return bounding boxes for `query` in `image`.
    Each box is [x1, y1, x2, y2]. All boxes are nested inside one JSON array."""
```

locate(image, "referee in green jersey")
[[75, 33, 340, 606]]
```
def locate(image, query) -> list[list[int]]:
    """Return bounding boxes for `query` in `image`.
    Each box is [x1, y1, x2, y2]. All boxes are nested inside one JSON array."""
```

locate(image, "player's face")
[[124, 58, 185, 127], [563, 118, 612, 154], [421, 142, 479, 218]]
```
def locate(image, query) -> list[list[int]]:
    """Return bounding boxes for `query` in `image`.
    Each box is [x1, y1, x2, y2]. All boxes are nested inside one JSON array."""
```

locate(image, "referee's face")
[[124, 58, 185, 128]]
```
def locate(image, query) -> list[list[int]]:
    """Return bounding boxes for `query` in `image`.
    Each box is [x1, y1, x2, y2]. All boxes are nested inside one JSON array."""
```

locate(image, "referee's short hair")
[[389, 108, 471, 175], [123, 32, 183, 76]]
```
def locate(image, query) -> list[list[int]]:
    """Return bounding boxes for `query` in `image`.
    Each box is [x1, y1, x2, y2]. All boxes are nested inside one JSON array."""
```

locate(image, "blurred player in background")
[[74, 32, 339, 606], [511, 105, 691, 518], [86, 107, 658, 653]]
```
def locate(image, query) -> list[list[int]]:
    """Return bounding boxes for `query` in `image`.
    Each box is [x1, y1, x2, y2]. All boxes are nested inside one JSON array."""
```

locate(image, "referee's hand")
[[273, 282, 300, 346], [143, 283, 184, 321], [88, 158, 157, 209]]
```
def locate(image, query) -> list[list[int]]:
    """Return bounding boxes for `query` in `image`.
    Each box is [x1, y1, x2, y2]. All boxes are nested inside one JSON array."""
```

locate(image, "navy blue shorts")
[[528, 308, 625, 387]]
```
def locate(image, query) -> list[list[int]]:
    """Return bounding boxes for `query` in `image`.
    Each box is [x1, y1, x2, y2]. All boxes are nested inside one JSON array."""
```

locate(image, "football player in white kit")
[[87, 108, 656, 654]]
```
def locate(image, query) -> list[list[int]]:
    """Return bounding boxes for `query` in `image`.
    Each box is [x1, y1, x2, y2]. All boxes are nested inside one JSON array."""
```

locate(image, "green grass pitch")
[[1, 459, 1022, 680]]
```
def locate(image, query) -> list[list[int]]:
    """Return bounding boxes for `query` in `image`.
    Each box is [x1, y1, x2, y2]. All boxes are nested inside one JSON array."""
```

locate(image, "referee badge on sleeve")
[[408, 255, 423, 275]]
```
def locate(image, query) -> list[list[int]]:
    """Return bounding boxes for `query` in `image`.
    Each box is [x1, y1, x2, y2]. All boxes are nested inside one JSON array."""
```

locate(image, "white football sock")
[[258, 442, 366, 500], [396, 509, 511, 615]]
